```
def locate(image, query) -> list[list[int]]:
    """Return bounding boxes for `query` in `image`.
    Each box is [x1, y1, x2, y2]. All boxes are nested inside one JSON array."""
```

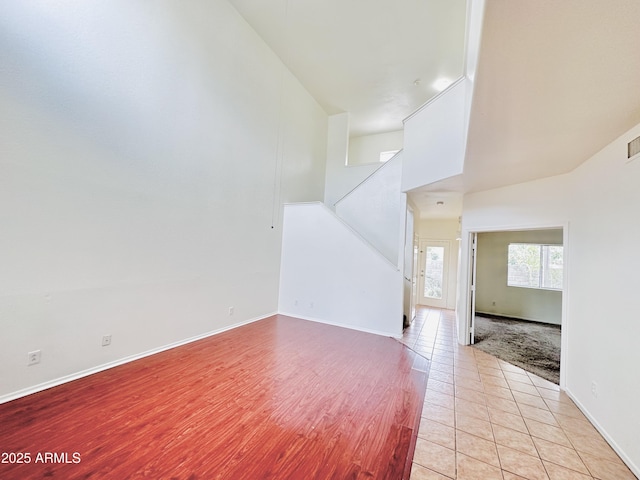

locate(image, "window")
[[379, 150, 399, 162], [424, 246, 444, 299], [507, 243, 563, 290]]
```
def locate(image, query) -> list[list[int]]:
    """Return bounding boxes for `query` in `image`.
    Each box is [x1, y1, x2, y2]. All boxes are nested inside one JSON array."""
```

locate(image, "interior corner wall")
[[475, 230, 563, 324], [458, 122, 640, 475], [418, 218, 460, 310], [0, 1, 327, 400]]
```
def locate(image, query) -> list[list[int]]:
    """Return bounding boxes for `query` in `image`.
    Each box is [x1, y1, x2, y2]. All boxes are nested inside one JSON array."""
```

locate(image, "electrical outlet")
[[27, 350, 41, 366], [591, 381, 598, 398], [228, 306, 234, 316], [102, 335, 112, 347]]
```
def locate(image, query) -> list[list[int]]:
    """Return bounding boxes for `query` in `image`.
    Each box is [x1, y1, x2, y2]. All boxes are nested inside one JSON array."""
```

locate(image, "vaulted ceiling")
[[228, 0, 467, 138], [228, 0, 640, 217], [413, 0, 640, 216], [463, 0, 640, 193]]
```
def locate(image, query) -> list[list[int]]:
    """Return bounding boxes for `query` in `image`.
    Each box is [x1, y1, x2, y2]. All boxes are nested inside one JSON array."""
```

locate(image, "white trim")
[[0, 312, 275, 405], [465, 223, 567, 234], [278, 311, 402, 339], [566, 388, 639, 478]]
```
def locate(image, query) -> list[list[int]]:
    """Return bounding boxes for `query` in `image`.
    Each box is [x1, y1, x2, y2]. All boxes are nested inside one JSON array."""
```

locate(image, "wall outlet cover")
[[27, 350, 41, 366]]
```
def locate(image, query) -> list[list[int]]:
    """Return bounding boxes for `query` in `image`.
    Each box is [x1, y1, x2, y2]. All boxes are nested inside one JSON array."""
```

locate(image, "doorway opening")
[[468, 228, 565, 385]]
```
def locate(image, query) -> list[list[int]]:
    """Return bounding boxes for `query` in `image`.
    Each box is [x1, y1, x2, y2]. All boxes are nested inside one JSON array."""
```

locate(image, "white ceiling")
[[228, 0, 467, 137], [418, 0, 640, 212], [229, 0, 640, 219]]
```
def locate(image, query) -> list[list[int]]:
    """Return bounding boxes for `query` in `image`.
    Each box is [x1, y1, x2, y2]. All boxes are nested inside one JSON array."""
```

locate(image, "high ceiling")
[[228, 0, 467, 137], [229, 0, 640, 218], [419, 0, 640, 205]]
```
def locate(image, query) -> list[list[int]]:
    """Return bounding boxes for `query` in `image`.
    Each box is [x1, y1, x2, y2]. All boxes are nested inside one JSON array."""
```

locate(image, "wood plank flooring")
[[0, 315, 427, 479]]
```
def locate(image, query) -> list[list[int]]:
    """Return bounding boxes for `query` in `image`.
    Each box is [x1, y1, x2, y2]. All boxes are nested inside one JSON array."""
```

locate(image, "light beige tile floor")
[[401, 307, 637, 480]]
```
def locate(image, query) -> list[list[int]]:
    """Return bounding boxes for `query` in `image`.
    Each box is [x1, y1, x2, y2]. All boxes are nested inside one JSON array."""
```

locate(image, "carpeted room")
[[472, 229, 563, 384]]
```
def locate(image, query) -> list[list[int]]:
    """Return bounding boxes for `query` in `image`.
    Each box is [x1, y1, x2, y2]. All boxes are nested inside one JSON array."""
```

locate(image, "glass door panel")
[[424, 246, 444, 299], [419, 240, 450, 308]]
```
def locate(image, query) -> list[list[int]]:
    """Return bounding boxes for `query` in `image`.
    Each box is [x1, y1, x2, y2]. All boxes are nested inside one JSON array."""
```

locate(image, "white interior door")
[[411, 234, 419, 320], [403, 206, 415, 326], [469, 232, 477, 344], [419, 240, 450, 308]]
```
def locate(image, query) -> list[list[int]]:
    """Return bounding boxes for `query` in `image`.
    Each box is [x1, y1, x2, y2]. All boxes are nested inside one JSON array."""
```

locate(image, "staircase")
[[278, 0, 486, 338]]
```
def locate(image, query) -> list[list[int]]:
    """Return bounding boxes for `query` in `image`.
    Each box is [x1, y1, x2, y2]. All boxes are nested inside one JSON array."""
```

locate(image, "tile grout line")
[[407, 307, 638, 480]]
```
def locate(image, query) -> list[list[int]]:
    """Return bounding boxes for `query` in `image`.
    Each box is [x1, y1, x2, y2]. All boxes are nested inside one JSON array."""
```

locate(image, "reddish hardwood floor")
[[0, 315, 427, 479]]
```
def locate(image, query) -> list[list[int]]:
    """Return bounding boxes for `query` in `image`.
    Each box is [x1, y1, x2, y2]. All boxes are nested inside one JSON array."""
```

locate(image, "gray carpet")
[[472, 315, 561, 385]]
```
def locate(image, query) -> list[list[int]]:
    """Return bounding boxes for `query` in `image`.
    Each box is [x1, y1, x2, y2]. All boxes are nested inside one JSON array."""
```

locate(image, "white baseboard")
[[565, 387, 639, 478], [1, 311, 401, 405], [475, 310, 561, 326], [0, 312, 275, 405], [278, 310, 402, 339]]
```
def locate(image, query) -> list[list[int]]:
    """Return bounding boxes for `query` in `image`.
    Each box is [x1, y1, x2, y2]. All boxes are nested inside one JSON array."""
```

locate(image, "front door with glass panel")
[[419, 240, 450, 308]]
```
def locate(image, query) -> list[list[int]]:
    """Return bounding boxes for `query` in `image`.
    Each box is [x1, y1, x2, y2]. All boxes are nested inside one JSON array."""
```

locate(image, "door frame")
[[461, 223, 569, 388], [403, 205, 416, 326], [468, 232, 477, 344]]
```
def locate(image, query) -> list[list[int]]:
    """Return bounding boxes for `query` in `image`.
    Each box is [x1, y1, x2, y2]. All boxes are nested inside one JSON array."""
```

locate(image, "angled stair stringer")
[[335, 151, 404, 267], [279, 202, 403, 338]]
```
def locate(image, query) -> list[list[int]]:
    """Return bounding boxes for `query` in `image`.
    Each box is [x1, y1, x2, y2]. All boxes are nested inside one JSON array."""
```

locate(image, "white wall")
[[335, 153, 404, 265], [0, 1, 327, 400], [565, 123, 640, 476], [418, 218, 460, 310], [418, 218, 460, 240], [279, 203, 403, 337], [475, 230, 563, 324], [324, 113, 381, 209], [402, 78, 467, 193], [347, 130, 403, 166], [458, 123, 640, 475]]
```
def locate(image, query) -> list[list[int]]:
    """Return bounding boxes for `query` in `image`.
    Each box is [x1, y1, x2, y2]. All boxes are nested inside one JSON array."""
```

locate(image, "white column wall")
[[0, 1, 327, 400]]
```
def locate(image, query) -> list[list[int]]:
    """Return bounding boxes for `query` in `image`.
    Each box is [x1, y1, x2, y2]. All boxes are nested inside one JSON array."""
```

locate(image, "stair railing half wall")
[[334, 152, 404, 266]]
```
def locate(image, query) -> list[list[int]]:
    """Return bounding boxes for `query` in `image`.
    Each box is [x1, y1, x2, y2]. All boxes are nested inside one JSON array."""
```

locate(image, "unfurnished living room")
[[1, 1, 639, 479]]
